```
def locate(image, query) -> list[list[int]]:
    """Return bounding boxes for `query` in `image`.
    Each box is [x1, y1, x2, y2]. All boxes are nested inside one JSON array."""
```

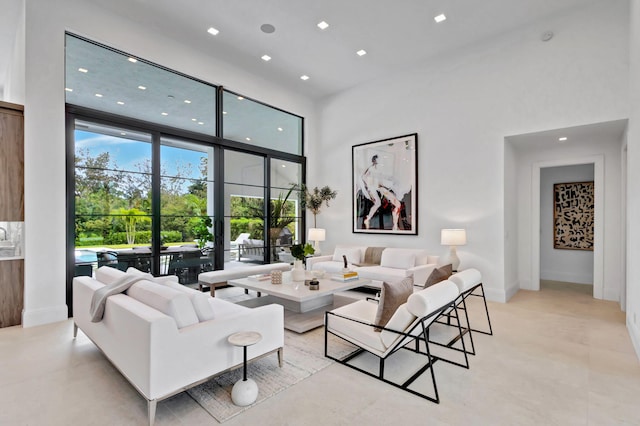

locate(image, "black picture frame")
[[352, 133, 418, 234]]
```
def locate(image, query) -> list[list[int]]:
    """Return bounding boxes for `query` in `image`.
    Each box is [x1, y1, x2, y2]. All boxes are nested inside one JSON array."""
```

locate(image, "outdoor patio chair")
[[325, 280, 468, 403]]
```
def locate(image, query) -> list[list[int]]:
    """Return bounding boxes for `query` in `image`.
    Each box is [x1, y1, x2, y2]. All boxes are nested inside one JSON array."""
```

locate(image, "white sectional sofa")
[[73, 266, 284, 425], [307, 245, 440, 289]]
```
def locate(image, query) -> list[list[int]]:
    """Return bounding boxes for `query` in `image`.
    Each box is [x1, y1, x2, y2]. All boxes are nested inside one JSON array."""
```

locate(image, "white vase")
[[291, 260, 305, 282]]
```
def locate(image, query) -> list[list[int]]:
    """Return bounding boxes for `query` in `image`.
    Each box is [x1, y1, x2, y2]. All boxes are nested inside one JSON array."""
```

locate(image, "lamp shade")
[[308, 228, 326, 242], [441, 229, 466, 246]]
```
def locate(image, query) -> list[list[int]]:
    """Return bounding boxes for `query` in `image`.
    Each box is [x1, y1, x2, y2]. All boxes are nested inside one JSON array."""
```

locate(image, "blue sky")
[[75, 130, 207, 180]]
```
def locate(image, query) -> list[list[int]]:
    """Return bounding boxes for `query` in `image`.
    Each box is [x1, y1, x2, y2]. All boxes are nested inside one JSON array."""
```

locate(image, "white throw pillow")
[[380, 249, 416, 270], [125, 267, 177, 284], [95, 266, 126, 285], [160, 281, 216, 322], [125, 267, 213, 321], [126, 280, 199, 329], [332, 247, 361, 265]]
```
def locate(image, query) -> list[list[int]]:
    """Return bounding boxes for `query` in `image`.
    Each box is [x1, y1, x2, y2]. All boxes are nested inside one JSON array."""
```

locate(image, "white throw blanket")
[[90, 273, 154, 322]]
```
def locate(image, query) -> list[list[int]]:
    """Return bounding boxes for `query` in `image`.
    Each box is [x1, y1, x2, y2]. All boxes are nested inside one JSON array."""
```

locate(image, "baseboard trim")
[[627, 317, 640, 362], [504, 280, 520, 302], [540, 270, 593, 285], [22, 305, 68, 328]]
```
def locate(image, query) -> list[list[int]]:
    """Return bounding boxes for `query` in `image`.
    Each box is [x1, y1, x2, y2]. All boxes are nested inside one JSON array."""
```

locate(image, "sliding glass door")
[[159, 137, 215, 283], [73, 120, 153, 275]]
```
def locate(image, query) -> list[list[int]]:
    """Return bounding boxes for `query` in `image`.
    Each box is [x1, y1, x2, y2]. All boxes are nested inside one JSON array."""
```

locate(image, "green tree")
[[111, 207, 151, 244]]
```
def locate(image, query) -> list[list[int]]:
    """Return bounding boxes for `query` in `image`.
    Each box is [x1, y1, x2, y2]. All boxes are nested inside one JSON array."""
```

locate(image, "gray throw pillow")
[[424, 264, 453, 288], [374, 276, 414, 331]]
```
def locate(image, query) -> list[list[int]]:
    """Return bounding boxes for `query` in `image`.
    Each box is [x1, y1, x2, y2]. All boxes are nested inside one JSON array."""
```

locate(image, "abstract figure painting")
[[352, 134, 417, 234], [553, 181, 594, 250]]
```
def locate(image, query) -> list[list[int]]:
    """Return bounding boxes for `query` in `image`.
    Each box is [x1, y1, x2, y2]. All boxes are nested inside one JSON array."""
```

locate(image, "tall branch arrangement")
[[301, 185, 338, 228]]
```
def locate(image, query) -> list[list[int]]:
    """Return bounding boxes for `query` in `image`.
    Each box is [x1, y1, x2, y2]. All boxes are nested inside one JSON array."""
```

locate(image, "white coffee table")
[[228, 271, 370, 333]]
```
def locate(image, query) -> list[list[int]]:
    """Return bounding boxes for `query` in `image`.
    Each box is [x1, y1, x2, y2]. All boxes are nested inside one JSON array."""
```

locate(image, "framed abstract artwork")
[[553, 181, 594, 250], [352, 133, 417, 234]]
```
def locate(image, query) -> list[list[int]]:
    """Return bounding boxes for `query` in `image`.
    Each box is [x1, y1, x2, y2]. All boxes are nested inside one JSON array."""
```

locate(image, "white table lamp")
[[308, 228, 326, 255], [441, 229, 467, 271]]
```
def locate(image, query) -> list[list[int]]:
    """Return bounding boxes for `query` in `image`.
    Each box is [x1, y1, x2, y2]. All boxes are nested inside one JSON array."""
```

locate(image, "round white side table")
[[228, 331, 262, 406]]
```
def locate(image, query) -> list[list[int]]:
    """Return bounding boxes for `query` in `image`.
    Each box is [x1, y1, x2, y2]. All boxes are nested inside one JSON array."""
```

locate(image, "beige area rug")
[[187, 328, 355, 423]]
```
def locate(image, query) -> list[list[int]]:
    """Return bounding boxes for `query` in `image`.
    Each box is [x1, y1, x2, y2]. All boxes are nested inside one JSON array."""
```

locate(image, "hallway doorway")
[[539, 164, 595, 292], [505, 119, 627, 303]]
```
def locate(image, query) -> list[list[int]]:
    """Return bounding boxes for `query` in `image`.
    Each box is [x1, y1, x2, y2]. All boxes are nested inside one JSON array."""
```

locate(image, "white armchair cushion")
[[126, 280, 199, 329], [332, 247, 362, 265], [380, 304, 417, 348], [327, 300, 386, 353], [407, 280, 459, 319], [449, 268, 482, 293], [380, 249, 416, 269]]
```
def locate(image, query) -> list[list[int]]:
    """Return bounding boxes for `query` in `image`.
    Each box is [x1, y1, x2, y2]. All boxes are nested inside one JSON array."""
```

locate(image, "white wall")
[[22, 0, 316, 327], [539, 164, 595, 285], [2, 0, 25, 104], [504, 140, 519, 292], [315, 1, 629, 302], [627, 0, 640, 357]]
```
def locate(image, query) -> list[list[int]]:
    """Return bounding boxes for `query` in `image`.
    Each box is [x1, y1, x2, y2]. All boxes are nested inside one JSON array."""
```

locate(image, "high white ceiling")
[[0, 0, 603, 99], [81, 0, 597, 100]]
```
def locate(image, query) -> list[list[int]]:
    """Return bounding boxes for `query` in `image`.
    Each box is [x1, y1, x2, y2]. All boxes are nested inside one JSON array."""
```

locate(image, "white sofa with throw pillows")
[[307, 245, 441, 289], [73, 266, 284, 426]]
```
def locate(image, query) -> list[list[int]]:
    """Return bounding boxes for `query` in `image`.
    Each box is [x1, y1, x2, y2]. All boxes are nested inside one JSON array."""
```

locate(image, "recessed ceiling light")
[[95, 93, 103, 97], [117, 101, 124, 105], [246, 137, 251, 141], [120, 132, 127, 136], [161, 112, 168, 116], [260, 23, 276, 34], [222, 111, 227, 115], [434, 14, 447, 23], [138, 85, 146, 90], [198, 122, 204, 125], [237, 96, 244, 100], [192, 118, 197, 121], [317, 21, 329, 30], [281, 164, 286, 168], [300, 75, 310, 80], [558, 137, 568, 142], [128, 57, 137, 63], [207, 27, 219, 36], [356, 49, 367, 56], [184, 99, 191, 104], [261, 54, 272, 62], [277, 127, 283, 131], [65, 87, 73, 92], [78, 68, 88, 73]]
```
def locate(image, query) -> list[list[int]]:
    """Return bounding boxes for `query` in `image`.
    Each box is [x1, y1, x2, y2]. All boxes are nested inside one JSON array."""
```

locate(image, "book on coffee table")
[[248, 273, 272, 281], [331, 271, 359, 282]]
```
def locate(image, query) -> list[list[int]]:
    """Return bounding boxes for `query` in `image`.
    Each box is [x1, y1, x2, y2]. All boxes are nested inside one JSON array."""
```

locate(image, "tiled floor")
[[1, 281, 638, 425]]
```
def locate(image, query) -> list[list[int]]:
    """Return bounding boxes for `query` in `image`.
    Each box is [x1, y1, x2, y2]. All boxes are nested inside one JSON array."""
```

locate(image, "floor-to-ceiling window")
[[65, 33, 304, 309]]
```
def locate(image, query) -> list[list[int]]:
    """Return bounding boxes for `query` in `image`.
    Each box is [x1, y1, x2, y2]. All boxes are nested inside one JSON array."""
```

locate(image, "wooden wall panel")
[[0, 260, 24, 327], [0, 101, 24, 221]]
